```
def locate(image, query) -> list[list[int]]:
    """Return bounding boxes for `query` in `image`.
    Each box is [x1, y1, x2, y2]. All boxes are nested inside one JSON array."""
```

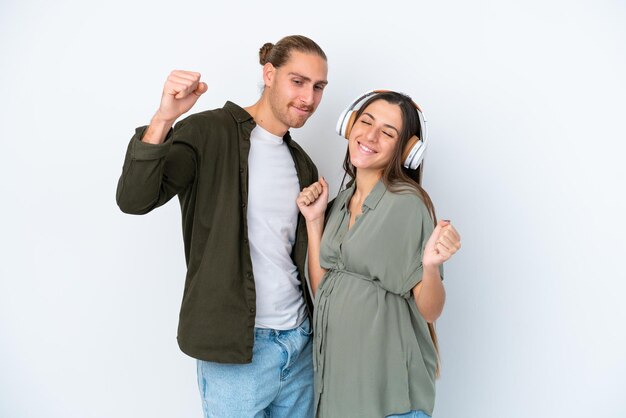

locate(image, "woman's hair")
[[341, 91, 442, 376], [258, 35, 327, 67]]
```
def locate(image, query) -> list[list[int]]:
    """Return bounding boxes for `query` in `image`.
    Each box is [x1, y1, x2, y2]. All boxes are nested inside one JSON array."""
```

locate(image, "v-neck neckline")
[[347, 194, 363, 231], [341, 179, 387, 230]]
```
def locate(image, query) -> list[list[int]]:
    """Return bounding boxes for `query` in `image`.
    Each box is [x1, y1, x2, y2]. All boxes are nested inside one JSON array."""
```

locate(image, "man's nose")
[[299, 87, 315, 106]]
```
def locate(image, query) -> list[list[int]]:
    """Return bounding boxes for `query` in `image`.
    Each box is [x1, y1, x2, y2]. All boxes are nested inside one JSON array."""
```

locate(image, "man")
[[116, 35, 328, 418]]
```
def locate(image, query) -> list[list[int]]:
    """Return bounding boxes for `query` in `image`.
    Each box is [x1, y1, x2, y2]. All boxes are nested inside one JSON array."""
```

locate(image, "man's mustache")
[[290, 102, 313, 113]]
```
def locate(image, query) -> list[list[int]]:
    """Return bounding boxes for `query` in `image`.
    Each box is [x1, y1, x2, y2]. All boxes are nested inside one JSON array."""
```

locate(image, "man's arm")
[[115, 70, 208, 214], [116, 127, 197, 214]]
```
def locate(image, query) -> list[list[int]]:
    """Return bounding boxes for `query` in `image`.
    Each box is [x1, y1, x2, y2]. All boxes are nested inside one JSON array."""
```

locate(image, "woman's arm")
[[412, 265, 446, 323], [413, 220, 461, 322], [305, 217, 328, 295], [296, 178, 330, 296]]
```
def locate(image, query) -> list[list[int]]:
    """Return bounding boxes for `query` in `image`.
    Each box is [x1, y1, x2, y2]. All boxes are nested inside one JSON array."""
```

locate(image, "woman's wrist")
[[422, 261, 441, 274], [305, 216, 325, 227]]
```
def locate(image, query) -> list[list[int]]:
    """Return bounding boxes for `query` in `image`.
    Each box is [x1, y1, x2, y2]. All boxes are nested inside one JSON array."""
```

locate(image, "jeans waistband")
[[254, 316, 310, 337]]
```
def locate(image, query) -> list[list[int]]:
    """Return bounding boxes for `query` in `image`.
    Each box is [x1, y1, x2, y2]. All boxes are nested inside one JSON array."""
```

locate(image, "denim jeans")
[[386, 411, 431, 418], [196, 318, 313, 418]]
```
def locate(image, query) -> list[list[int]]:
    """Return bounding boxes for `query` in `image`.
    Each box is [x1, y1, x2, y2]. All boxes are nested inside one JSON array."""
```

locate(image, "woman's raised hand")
[[296, 177, 329, 222], [422, 220, 461, 268]]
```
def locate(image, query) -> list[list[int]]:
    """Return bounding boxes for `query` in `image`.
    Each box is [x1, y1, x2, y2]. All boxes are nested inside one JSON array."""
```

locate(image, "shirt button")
[[247, 272, 253, 278], [244, 238, 248, 244], [250, 307, 255, 313], [241, 203, 246, 208], [239, 168, 244, 173]]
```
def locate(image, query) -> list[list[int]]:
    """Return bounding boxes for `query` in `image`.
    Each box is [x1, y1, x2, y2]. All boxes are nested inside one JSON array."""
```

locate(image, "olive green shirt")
[[314, 180, 440, 417], [116, 101, 318, 363]]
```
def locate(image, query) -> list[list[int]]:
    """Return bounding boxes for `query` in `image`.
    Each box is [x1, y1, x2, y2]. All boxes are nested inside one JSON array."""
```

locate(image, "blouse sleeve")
[[397, 200, 444, 297]]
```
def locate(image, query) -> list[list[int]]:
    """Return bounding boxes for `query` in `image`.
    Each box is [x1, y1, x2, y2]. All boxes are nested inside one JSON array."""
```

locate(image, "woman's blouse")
[[313, 180, 440, 418]]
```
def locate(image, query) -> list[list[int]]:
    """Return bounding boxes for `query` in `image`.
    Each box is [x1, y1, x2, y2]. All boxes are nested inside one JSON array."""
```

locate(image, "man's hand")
[[155, 70, 208, 123], [142, 70, 208, 144]]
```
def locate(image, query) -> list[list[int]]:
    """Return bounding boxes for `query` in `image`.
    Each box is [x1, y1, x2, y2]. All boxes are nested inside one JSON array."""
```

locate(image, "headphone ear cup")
[[402, 135, 419, 162], [336, 106, 351, 136], [343, 111, 358, 139], [403, 135, 427, 169], [410, 142, 427, 170]]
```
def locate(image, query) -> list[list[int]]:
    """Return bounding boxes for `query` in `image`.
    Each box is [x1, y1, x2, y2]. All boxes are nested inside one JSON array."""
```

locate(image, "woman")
[[296, 91, 461, 418]]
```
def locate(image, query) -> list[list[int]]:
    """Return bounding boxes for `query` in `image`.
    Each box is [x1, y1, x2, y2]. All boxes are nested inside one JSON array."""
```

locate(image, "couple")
[[116, 35, 461, 418]]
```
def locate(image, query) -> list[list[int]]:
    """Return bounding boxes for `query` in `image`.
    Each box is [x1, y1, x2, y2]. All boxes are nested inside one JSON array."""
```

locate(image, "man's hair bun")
[[259, 43, 274, 65]]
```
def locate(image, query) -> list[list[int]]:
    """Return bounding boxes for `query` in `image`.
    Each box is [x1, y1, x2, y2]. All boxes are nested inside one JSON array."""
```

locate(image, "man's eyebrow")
[[362, 112, 400, 134], [288, 72, 328, 86]]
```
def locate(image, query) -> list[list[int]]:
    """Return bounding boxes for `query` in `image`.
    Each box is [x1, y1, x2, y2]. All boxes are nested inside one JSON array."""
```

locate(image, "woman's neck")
[[352, 169, 382, 206]]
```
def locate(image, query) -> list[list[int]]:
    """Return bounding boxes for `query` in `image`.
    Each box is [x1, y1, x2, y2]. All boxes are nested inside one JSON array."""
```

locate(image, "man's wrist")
[[142, 112, 174, 144], [152, 110, 176, 126]]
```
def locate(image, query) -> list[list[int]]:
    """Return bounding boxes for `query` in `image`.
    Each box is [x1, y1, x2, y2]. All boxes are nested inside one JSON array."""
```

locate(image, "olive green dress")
[[313, 180, 440, 418]]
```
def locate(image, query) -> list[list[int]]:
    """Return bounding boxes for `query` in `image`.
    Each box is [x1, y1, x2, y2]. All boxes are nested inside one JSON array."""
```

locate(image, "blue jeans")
[[196, 318, 313, 418], [386, 411, 431, 418]]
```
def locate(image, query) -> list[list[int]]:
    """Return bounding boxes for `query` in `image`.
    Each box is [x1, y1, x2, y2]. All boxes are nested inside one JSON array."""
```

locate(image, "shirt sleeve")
[[116, 121, 198, 215], [397, 199, 443, 297]]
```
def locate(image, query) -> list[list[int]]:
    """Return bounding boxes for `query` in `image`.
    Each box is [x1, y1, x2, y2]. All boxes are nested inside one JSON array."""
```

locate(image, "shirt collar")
[[252, 125, 284, 144], [224, 101, 293, 144], [224, 101, 253, 123], [339, 178, 386, 212]]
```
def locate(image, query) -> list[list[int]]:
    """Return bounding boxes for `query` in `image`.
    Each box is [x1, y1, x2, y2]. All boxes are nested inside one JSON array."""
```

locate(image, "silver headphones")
[[336, 89, 428, 170]]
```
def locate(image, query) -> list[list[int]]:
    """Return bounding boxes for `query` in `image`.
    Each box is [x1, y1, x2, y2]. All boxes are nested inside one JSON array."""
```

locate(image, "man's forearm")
[[142, 112, 174, 144]]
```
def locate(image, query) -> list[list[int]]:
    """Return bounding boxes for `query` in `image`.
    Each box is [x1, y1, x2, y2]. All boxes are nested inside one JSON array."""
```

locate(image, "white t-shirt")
[[247, 125, 306, 329]]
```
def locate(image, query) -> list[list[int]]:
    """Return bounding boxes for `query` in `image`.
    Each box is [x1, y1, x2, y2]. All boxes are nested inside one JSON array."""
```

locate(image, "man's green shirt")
[[116, 101, 318, 363]]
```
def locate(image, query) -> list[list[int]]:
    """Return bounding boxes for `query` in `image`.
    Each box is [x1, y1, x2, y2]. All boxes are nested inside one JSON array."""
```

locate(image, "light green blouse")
[[313, 179, 440, 418]]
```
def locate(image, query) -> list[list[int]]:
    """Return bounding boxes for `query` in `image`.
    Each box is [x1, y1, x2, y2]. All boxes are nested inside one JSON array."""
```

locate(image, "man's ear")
[[263, 62, 276, 88]]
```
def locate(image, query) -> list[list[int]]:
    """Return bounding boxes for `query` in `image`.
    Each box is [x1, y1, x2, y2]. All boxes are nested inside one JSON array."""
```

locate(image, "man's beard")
[[283, 101, 313, 128], [269, 89, 314, 129]]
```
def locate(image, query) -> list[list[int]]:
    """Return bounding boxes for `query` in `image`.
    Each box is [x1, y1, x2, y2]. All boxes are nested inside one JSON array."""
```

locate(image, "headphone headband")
[[336, 89, 428, 170]]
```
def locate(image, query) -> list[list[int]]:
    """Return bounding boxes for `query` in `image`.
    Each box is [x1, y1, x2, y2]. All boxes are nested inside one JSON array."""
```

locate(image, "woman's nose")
[[364, 125, 379, 142]]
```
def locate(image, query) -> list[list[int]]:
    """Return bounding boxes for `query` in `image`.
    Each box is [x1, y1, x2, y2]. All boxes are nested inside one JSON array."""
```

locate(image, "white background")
[[1, 1, 625, 417]]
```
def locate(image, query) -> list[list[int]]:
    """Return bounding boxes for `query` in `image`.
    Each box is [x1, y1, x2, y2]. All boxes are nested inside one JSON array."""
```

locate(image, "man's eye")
[[360, 120, 372, 125], [292, 79, 302, 85], [314, 85, 325, 91]]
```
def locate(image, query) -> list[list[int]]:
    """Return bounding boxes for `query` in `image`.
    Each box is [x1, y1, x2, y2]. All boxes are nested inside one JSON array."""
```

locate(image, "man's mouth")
[[291, 104, 312, 115]]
